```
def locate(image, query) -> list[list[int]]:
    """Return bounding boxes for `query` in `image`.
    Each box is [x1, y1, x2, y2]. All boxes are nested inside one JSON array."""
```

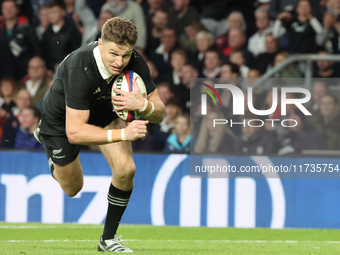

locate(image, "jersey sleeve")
[[64, 67, 95, 110], [128, 51, 156, 95]]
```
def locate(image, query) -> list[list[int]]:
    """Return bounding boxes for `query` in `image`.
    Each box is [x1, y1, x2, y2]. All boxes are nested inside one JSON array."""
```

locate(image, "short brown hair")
[[171, 49, 187, 59], [101, 17, 138, 46]]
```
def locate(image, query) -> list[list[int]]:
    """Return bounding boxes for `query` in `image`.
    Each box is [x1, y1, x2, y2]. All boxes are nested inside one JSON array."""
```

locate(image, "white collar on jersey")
[[93, 46, 114, 83]]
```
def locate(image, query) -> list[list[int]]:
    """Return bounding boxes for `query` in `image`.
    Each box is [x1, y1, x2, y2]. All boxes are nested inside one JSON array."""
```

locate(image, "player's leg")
[[97, 118, 135, 252], [52, 155, 83, 197], [38, 133, 84, 197]]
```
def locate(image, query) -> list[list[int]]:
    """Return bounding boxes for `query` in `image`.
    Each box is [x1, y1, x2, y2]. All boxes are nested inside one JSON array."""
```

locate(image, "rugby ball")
[[112, 70, 147, 122]]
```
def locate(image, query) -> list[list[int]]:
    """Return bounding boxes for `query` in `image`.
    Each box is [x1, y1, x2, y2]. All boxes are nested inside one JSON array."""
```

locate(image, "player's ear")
[[98, 38, 103, 50]]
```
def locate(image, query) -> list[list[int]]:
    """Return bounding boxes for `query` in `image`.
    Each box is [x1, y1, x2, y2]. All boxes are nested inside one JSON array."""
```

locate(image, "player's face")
[[99, 39, 133, 75]]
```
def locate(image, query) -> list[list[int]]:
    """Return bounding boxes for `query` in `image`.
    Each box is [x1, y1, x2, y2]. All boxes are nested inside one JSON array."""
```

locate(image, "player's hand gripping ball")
[[111, 71, 147, 122]]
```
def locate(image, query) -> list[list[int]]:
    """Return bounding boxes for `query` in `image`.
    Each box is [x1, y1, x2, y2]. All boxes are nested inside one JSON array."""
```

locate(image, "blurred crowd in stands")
[[1, 0, 340, 155]]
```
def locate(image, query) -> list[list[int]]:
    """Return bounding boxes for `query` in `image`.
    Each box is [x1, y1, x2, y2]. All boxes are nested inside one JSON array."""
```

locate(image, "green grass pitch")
[[1, 223, 340, 254]]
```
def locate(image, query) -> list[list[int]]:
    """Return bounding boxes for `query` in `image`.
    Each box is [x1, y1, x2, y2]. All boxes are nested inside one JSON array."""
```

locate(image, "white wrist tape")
[[107, 130, 113, 143], [121, 129, 126, 141], [144, 102, 155, 118], [139, 98, 148, 113]]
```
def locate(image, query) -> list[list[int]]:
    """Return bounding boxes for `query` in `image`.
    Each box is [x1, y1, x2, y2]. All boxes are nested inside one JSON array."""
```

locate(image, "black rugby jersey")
[[41, 41, 156, 136]]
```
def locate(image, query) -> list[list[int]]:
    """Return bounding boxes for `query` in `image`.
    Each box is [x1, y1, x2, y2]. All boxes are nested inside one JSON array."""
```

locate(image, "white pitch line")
[[0, 240, 339, 243], [0, 225, 103, 229]]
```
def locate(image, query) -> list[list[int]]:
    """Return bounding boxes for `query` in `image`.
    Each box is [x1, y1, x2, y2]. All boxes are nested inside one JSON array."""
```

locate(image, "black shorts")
[[40, 100, 118, 171]]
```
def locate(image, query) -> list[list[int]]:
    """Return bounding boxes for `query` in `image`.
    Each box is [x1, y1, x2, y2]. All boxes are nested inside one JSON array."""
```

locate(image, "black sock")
[[102, 184, 132, 240]]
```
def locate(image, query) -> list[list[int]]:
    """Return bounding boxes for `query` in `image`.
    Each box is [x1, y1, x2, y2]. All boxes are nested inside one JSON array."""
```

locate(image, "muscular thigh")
[[53, 155, 83, 194], [39, 134, 83, 196], [98, 118, 135, 190]]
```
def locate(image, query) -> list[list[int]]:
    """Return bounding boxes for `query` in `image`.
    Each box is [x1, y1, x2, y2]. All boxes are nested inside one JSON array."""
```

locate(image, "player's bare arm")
[[66, 106, 148, 145], [112, 78, 165, 123]]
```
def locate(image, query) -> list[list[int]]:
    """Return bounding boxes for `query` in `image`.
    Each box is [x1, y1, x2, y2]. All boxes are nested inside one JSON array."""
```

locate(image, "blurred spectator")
[[319, 0, 328, 14], [1, 88, 32, 148], [218, 63, 240, 109], [178, 64, 199, 113], [0, 0, 40, 80], [273, 0, 324, 53], [149, 28, 178, 74], [0, 77, 17, 115], [144, 0, 164, 19], [277, 110, 326, 155], [161, 49, 187, 89], [64, 0, 75, 15], [145, 9, 168, 55], [101, 0, 146, 51], [269, 0, 322, 21], [319, 9, 339, 53], [310, 94, 340, 150], [230, 51, 250, 78], [194, 109, 235, 154], [248, 6, 285, 57], [164, 113, 193, 153], [0, 77, 16, 145], [200, 48, 222, 78], [314, 51, 339, 78], [234, 114, 276, 155], [41, 1, 82, 71], [213, 11, 247, 53], [223, 28, 255, 68], [23, 57, 51, 108], [306, 80, 328, 126], [75, 0, 114, 46], [84, 0, 106, 18], [0, 0, 34, 23], [167, 0, 200, 37], [249, 6, 271, 58], [190, 31, 214, 72], [153, 98, 182, 151], [273, 51, 302, 78], [157, 82, 175, 105], [256, 33, 281, 74], [12, 88, 32, 117], [195, 0, 228, 21], [131, 133, 155, 151], [146, 60, 160, 84], [203, 11, 247, 41], [219, 62, 240, 79], [248, 69, 262, 79], [14, 106, 43, 149], [179, 20, 205, 53], [36, 5, 50, 41]]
